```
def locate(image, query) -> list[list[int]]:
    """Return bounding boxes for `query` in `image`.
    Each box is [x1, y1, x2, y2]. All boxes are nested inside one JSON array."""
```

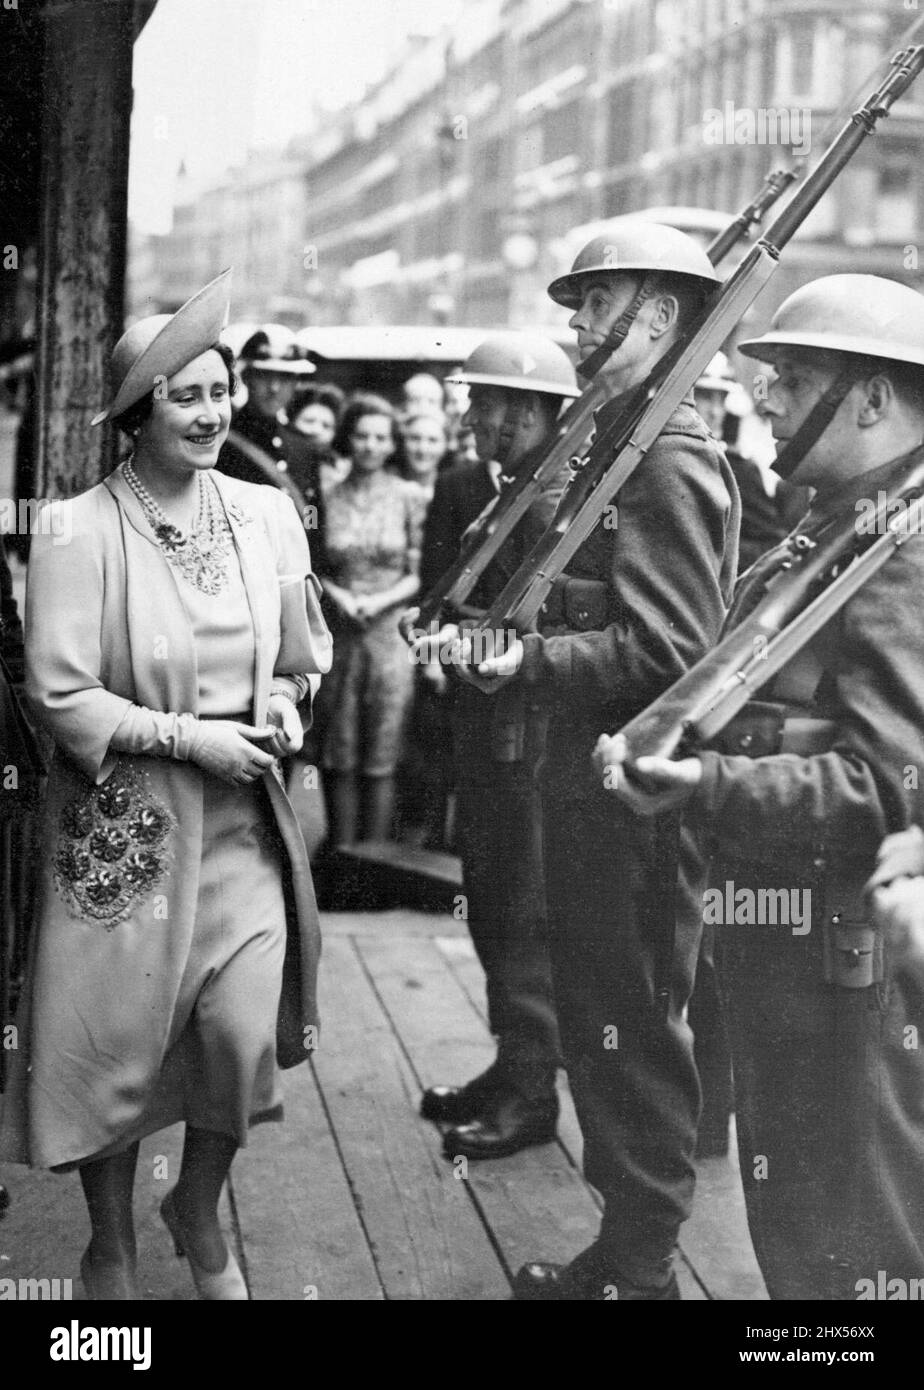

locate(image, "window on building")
[[517, 120, 544, 173], [469, 37, 502, 89], [370, 174, 396, 213], [605, 178, 635, 219], [632, 76, 650, 157], [542, 98, 582, 166], [606, 84, 628, 169], [472, 205, 500, 259], [876, 163, 916, 242], [788, 16, 815, 98]]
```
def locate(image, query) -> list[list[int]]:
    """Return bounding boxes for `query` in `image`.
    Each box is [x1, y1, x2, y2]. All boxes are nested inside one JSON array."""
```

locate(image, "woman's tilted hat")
[[91, 269, 232, 427]]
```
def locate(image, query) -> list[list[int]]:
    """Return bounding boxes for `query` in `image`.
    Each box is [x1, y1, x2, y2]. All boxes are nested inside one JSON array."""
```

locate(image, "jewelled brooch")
[[54, 763, 174, 929]]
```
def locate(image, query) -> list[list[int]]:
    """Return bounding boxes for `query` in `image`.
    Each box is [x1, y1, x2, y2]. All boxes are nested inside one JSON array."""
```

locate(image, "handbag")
[[277, 571, 333, 676]]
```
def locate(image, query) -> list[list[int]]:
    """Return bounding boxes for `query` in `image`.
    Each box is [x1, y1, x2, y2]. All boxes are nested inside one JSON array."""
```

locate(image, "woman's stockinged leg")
[[361, 773, 396, 843], [79, 1141, 141, 1298], [322, 769, 360, 846], [171, 1126, 239, 1272]]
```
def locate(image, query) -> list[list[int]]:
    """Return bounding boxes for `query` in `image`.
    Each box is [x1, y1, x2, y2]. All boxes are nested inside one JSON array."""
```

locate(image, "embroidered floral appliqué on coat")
[[54, 763, 173, 929]]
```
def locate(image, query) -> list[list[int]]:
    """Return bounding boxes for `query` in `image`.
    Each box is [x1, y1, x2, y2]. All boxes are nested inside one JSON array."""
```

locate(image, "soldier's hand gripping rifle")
[[616, 454, 924, 764], [466, 45, 924, 655], [399, 165, 797, 643]]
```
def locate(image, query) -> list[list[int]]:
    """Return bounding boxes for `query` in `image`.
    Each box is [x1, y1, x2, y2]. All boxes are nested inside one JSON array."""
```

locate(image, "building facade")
[[140, 0, 924, 337]]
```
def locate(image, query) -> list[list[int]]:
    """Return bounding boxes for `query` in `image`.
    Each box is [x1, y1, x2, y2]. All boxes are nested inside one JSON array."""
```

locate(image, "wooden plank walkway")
[[0, 908, 767, 1301]]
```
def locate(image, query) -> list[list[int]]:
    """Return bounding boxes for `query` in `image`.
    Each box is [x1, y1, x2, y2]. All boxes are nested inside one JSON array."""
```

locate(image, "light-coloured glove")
[[264, 692, 304, 759], [188, 720, 277, 786], [109, 705, 276, 787]]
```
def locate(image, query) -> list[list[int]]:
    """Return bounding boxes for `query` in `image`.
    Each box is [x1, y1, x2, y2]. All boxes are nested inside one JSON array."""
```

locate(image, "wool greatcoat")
[[692, 448, 924, 1300], [0, 469, 331, 1170], [425, 448, 570, 1093], [516, 397, 740, 1288]]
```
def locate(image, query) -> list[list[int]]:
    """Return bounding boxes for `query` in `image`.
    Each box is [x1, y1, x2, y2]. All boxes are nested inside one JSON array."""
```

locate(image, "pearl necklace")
[[123, 458, 233, 595]]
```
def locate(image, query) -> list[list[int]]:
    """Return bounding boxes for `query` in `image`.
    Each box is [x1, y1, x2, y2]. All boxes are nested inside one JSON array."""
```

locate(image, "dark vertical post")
[[35, 0, 136, 499]]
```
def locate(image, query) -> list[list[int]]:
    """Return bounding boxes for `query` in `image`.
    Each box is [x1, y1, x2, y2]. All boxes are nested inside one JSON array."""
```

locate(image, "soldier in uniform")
[[694, 352, 792, 574], [410, 333, 579, 1159], [218, 327, 328, 771], [428, 220, 741, 1298], [596, 275, 924, 1300], [218, 326, 324, 556]]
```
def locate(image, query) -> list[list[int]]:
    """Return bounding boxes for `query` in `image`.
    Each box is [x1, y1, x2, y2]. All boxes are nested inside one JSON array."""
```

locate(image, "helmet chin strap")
[[770, 357, 872, 480], [577, 275, 656, 381]]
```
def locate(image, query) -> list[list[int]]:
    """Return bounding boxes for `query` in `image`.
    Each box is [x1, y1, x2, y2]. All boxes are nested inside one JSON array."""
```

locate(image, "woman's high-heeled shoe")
[[159, 1190, 248, 1301], [80, 1246, 140, 1301]]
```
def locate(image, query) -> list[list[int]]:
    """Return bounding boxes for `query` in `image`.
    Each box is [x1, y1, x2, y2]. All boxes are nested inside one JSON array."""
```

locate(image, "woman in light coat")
[[0, 272, 332, 1300]]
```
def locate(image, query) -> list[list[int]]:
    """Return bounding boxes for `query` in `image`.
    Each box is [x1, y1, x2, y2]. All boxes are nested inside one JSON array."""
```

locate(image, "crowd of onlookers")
[[232, 356, 476, 855], [304, 377, 467, 854]]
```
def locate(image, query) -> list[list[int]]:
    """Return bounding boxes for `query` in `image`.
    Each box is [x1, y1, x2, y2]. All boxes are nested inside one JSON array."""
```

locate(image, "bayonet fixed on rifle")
[[468, 45, 924, 649], [616, 456, 924, 763], [403, 163, 798, 640]]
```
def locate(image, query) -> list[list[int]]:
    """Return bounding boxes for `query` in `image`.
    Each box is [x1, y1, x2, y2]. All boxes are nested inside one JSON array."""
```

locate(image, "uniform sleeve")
[[419, 473, 458, 597], [519, 436, 738, 719], [24, 506, 133, 782], [691, 537, 924, 862]]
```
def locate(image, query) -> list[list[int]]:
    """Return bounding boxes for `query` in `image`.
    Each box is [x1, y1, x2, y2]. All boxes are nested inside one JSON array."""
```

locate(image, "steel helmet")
[[696, 351, 736, 394], [239, 323, 315, 375], [738, 276, 924, 368], [446, 331, 580, 398], [547, 218, 720, 310]]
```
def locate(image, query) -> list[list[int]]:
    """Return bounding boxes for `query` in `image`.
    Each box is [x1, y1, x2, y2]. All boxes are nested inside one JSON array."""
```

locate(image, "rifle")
[[402, 163, 797, 640], [617, 454, 924, 762], [468, 45, 924, 650]]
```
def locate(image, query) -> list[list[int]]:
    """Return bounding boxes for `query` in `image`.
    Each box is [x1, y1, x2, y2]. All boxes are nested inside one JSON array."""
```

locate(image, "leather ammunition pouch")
[[713, 700, 837, 759], [713, 702, 885, 987], [489, 697, 549, 768], [822, 921, 883, 988], [540, 575, 610, 633]]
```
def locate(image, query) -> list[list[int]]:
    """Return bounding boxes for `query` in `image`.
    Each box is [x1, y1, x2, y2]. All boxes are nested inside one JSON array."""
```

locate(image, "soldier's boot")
[[420, 1062, 506, 1125], [443, 1088, 559, 1161], [441, 1059, 559, 1161], [513, 1242, 680, 1302]]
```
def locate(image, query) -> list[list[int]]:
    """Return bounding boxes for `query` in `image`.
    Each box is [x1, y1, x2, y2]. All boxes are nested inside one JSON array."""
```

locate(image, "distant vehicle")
[[294, 325, 489, 400], [287, 324, 577, 402]]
